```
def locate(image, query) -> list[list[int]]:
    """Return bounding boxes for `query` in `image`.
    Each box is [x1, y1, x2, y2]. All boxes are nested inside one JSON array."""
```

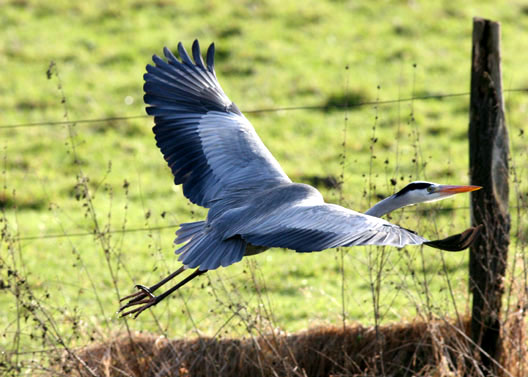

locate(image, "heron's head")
[[394, 181, 481, 205], [365, 180, 482, 217]]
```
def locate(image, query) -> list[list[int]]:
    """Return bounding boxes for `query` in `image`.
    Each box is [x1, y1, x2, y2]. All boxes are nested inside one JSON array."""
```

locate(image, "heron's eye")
[[427, 186, 435, 193]]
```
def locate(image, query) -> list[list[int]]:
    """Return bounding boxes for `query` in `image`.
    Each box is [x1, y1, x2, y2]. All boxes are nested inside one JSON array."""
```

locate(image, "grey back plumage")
[[145, 41, 432, 271]]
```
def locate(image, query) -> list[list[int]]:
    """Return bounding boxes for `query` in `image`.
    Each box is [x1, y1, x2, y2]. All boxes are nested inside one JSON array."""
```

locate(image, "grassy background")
[[1, 0, 527, 366]]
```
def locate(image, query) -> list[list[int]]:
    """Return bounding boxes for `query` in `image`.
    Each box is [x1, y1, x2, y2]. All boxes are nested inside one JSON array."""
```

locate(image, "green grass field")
[[1, 0, 527, 369]]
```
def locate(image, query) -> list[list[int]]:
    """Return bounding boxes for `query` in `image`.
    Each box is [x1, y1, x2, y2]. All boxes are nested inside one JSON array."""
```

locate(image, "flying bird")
[[119, 40, 481, 318]]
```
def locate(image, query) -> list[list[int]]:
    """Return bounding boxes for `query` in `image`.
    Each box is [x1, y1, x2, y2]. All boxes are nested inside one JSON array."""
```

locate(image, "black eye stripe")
[[394, 183, 433, 197]]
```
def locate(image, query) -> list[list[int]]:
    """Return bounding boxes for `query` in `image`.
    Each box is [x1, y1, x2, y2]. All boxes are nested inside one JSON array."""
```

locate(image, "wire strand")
[[13, 205, 528, 242], [1, 88, 526, 130], [15, 224, 179, 241]]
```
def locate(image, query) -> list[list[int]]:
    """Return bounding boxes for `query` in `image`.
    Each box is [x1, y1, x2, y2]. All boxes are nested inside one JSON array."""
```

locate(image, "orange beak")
[[437, 185, 482, 194]]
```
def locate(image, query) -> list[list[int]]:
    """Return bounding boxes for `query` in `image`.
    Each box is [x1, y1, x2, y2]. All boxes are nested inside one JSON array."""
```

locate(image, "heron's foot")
[[118, 285, 159, 318], [118, 268, 207, 319]]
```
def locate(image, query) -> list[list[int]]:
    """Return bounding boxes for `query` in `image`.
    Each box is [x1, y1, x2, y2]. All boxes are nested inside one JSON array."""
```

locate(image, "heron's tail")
[[174, 221, 246, 270], [175, 221, 206, 244]]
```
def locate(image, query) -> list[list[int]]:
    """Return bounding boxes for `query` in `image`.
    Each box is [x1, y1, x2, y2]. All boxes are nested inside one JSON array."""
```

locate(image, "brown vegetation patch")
[[53, 317, 512, 377], [50, 308, 527, 377]]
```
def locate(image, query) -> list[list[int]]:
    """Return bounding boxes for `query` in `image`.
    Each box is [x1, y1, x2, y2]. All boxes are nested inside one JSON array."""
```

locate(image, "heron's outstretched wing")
[[144, 40, 291, 209], [234, 202, 428, 252]]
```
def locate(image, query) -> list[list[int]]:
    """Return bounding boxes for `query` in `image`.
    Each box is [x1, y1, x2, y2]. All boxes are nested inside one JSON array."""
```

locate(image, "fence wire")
[[1, 88, 526, 130], [11, 205, 528, 242]]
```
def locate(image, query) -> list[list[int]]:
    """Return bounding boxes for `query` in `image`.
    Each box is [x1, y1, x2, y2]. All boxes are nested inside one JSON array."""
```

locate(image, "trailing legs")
[[119, 266, 207, 318]]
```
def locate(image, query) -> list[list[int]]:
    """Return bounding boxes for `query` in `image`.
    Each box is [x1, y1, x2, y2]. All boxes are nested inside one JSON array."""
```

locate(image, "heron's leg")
[[119, 265, 187, 304], [119, 268, 207, 318]]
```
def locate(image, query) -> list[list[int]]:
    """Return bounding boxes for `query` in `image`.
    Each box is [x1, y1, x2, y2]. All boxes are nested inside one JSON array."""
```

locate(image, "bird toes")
[[118, 284, 158, 318]]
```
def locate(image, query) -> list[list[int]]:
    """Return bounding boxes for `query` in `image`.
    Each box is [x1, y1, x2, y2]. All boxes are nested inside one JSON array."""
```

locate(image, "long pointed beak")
[[437, 185, 482, 194]]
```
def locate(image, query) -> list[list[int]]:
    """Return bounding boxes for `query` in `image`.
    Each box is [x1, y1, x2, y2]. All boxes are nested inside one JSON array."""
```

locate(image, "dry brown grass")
[[52, 315, 526, 377]]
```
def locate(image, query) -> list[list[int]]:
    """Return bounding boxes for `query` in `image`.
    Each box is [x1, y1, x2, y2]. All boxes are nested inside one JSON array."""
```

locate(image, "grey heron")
[[119, 40, 481, 318]]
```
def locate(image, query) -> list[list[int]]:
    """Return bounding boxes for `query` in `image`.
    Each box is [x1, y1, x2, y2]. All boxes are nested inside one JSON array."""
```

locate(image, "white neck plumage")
[[365, 194, 411, 217]]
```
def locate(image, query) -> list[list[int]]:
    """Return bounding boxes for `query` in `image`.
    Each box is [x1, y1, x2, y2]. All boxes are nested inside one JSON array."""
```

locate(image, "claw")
[[118, 294, 157, 317], [135, 284, 156, 298], [120, 299, 157, 318], [119, 284, 155, 308], [118, 268, 207, 318], [118, 284, 158, 316], [119, 290, 143, 302]]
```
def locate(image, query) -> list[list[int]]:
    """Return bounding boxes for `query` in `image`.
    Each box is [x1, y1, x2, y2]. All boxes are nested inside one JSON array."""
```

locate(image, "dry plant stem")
[[0, 62, 106, 377], [337, 65, 350, 330], [50, 62, 115, 326], [119, 268, 207, 318]]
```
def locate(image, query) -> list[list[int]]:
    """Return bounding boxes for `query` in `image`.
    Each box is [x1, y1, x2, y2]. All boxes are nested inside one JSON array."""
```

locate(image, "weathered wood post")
[[468, 17, 510, 374]]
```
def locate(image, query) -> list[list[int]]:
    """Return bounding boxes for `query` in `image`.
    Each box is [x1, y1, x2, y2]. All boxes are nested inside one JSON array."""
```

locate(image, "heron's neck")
[[364, 194, 410, 218]]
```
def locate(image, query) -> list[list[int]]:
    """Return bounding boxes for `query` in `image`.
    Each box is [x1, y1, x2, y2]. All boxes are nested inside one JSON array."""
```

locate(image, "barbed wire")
[[1, 88, 526, 130]]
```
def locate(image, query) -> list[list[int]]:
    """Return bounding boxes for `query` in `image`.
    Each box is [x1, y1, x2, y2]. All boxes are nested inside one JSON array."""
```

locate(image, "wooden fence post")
[[468, 17, 510, 374]]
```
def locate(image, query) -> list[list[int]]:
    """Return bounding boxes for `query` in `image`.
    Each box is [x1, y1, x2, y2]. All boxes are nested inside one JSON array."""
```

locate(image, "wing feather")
[[206, 43, 216, 73], [176, 42, 194, 66], [235, 202, 427, 252], [192, 40, 207, 71], [144, 40, 291, 209]]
